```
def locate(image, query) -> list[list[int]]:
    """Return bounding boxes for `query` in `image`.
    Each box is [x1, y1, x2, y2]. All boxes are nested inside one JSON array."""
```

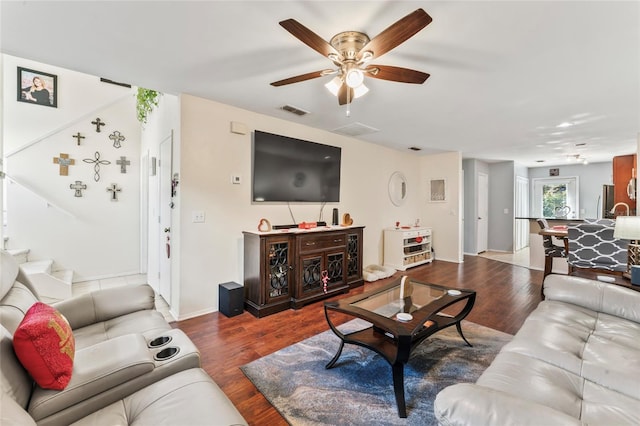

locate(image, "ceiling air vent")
[[99, 77, 131, 88], [332, 122, 379, 137], [409, 146, 422, 151], [281, 104, 309, 116]]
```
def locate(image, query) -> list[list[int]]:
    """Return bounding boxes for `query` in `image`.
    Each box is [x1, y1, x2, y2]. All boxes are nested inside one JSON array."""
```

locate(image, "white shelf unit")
[[383, 227, 432, 271]]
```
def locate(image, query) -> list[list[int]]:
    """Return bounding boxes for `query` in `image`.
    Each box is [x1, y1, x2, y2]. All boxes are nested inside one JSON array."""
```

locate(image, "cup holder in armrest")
[[148, 336, 172, 348], [154, 347, 180, 361]]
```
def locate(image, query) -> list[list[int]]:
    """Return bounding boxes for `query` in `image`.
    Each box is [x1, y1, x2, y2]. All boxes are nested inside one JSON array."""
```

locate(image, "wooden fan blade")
[[366, 65, 429, 84], [337, 84, 353, 105], [358, 9, 432, 61], [280, 19, 341, 59], [270, 70, 328, 86]]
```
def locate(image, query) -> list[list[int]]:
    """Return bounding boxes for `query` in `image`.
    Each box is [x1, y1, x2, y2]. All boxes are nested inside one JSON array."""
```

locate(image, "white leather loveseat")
[[434, 274, 640, 425], [0, 250, 247, 425]]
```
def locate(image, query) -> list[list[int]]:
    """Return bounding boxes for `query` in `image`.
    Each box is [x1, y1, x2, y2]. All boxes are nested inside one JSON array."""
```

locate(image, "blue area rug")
[[241, 319, 512, 425]]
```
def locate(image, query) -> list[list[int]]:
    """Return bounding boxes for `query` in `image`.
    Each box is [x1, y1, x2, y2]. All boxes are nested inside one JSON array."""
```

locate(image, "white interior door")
[[477, 173, 489, 253], [515, 176, 529, 251], [158, 134, 173, 303]]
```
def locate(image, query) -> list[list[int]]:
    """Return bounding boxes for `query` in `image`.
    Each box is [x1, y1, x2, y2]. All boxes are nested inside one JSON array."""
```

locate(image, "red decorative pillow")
[[13, 302, 75, 390]]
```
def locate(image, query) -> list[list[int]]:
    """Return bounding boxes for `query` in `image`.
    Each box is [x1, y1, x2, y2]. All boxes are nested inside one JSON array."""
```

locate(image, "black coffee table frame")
[[323, 278, 476, 418]]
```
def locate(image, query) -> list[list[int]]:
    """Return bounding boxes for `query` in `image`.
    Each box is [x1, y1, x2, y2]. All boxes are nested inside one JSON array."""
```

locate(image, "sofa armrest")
[[28, 333, 154, 421], [53, 284, 156, 330], [434, 383, 582, 426], [543, 274, 640, 323]]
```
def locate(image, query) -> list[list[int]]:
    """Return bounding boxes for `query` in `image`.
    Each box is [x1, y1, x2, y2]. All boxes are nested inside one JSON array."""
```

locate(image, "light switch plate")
[[192, 211, 205, 223]]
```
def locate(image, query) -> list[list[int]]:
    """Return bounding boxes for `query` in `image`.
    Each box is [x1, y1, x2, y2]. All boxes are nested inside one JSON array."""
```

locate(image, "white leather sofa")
[[0, 250, 247, 425], [434, 274, 640, 425]]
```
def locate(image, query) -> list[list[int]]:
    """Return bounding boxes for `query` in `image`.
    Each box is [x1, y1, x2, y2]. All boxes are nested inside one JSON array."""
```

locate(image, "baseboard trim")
[[175, 306, 217, 322], [73, 270, 144, 283]]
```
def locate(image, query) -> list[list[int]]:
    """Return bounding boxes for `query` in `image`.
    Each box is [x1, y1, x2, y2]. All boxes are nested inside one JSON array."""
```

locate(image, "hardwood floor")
[[174, 255, 543, 425]]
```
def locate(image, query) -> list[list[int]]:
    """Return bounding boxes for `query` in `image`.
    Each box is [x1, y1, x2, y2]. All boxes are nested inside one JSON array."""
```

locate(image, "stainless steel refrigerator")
[[601, 184, 615, 218]]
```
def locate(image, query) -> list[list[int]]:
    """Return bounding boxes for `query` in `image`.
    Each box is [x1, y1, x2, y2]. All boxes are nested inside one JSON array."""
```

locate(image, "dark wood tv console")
[[243, 226, 364, 318]]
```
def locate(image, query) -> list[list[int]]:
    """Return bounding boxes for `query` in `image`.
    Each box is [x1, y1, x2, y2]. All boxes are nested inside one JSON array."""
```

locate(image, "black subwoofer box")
[[219, 282, 244, 317]]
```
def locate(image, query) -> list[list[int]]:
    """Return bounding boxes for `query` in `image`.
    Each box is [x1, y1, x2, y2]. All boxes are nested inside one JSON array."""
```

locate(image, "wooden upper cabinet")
[[613, 154, 637, 214]]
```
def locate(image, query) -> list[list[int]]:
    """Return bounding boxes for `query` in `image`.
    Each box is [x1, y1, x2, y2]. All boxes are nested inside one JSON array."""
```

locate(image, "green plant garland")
[[136, 88, 161, 124]]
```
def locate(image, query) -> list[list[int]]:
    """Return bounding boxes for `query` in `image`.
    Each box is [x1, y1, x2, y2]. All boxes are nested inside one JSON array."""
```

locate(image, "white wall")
[[419, 152, 463, 263], [172, 94, 431, 319], [140, 93, 180, 312], [1, 53, 5, 245], [2, 55, 141, 280]]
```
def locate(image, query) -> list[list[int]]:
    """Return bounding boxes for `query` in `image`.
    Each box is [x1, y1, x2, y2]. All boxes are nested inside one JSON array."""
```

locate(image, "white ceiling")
[[2, 1, 638, 168]]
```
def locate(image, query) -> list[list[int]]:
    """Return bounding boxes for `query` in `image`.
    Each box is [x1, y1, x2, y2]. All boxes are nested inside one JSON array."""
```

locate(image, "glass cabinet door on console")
[[243, 233, 295, 317], [292, 231, 350, 308], [298, 250, 346, 296], [346, 229, 363, 286], [266, 238, 292, 302]]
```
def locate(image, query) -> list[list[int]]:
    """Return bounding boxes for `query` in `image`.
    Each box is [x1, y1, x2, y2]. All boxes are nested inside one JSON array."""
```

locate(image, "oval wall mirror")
[[388, 171, 407, 206]]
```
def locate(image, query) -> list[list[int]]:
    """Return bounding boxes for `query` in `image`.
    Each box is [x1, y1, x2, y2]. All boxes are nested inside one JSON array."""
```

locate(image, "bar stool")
[[537, 218, 567, 278]]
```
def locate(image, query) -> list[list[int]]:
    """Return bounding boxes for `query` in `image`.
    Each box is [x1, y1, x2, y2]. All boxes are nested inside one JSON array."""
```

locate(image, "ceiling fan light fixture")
[[327, 53, 341, 63], [353, 83, 369, 98], [324, 76, 342, 96], [345, 68, 364, 88], [359, 51, 374, 63]]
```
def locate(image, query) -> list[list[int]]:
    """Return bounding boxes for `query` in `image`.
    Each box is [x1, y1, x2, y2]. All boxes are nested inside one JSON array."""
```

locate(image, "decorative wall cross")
[[83, 151, 111, 181], [116, 156, 131, 173], [69, 181, 87, 197], [72, 132, 85, 146], [53, 153, 75, 176], [109, 131, 125, 148], [91, 117, 106, 132], [106, 183, 122, 201]]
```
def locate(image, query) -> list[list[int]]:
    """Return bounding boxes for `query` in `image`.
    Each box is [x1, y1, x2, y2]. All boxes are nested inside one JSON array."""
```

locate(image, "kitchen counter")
[[519, 217, 578, 273], [515, 217, 586, 221]]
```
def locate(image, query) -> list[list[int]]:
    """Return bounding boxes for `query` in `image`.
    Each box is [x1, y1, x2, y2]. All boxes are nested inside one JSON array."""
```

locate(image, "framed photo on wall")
[[429, 178, 447, 202], [17, 67, 57, 108]]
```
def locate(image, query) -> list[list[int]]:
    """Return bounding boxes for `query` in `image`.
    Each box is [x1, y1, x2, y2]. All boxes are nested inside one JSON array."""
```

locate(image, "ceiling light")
[[324, 77, 342, 96], [325, 76, 368, 99], [359, 51, 374, 63], [566, 154, 588, 163], [345, 68, 364, 88], [557, 122, 574, 128], [353, 83, 369, 98]]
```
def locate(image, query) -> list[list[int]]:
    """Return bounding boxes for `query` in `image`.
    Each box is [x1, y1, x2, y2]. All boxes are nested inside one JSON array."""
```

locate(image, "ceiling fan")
[[270, 8, 432, 105]]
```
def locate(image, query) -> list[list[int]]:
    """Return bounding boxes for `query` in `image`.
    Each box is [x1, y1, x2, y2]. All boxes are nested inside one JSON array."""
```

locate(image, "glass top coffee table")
[[323, 276, 476, 418]]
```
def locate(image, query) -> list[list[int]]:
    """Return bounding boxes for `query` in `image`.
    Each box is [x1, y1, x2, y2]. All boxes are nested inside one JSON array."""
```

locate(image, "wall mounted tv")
[[252, 130, 341, 203]]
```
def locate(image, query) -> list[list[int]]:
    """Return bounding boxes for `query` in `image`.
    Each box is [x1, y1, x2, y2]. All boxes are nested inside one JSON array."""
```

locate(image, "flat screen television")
[[252, 130, 341, 203]]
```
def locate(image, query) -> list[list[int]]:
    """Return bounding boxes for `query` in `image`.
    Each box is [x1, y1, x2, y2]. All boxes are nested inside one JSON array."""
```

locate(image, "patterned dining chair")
[[566, 219, 628, 275]]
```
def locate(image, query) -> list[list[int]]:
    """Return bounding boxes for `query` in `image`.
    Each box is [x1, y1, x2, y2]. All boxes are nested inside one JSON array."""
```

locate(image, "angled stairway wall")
[[2, 54, 142, 282], [6, 249, 73, 300]]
